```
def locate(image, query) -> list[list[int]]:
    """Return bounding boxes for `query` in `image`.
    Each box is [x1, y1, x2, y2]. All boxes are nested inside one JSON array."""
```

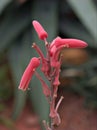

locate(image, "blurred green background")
[[0, 0, 97, 129]]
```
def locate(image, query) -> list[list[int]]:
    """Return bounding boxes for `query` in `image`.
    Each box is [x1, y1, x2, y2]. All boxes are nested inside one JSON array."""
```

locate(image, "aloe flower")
[[32, 20, 48, 40], [18, 20, 88, 130], [50, 36, 88, 68], [50, 36, 88, 49], [18, 57, 40, 91]]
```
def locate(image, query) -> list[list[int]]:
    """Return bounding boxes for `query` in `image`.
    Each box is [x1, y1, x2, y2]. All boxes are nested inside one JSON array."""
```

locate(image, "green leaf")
[[7, 40, 28, 120], [0, 2, 32, 52], [67, 0, 97, 43], [0, 116, 17, 130], [7, 25, 37, 120], [60, 19, 94, 47], [0, 0, 12, 14]]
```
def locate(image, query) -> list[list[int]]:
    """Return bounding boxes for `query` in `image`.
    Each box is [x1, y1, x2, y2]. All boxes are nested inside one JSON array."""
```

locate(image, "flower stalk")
[[18, 20, 88, 130]]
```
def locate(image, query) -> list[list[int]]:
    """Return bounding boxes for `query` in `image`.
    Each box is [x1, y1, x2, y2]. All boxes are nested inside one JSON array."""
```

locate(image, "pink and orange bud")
[[18, 57, 40, 91], [32, 20, 48, 40], [50, 37, 88, 49]]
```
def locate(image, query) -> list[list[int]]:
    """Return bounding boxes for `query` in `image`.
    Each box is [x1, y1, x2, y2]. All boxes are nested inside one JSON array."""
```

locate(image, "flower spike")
[[19, 20, 88, 130]]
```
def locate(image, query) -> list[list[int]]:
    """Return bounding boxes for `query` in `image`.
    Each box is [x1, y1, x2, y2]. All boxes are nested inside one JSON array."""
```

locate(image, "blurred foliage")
[[0, 0, 97, 129], [0, 54, 13, 101], [0, 116, 17, 130]]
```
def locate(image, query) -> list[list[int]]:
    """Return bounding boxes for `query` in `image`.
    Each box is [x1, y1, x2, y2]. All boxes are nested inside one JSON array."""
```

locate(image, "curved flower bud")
[[32, 20, 48, 40], [50, 36, 88, 49], [18, 57, 40, 91]]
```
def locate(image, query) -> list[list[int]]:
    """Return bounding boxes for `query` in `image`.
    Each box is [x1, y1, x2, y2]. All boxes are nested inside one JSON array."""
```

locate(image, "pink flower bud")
[[18, 57, 40, 91], [50, 37, 88, 48], [32, 20, 48, 40]]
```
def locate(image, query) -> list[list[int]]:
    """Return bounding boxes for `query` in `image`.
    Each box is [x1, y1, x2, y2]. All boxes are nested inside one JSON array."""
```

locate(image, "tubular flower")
[[32, 20, 48, 40], [50, 36, 88, 49], [18, 57, 40, 91], [50, 36, 88, 68]]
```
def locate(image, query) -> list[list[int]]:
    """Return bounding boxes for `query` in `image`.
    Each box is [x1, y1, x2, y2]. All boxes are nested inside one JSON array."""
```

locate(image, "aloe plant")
[[0, 0, 97, 130]]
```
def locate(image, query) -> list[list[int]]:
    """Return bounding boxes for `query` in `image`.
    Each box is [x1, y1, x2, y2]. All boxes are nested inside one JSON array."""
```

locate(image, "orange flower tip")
[[32, 20, 48, 40]]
